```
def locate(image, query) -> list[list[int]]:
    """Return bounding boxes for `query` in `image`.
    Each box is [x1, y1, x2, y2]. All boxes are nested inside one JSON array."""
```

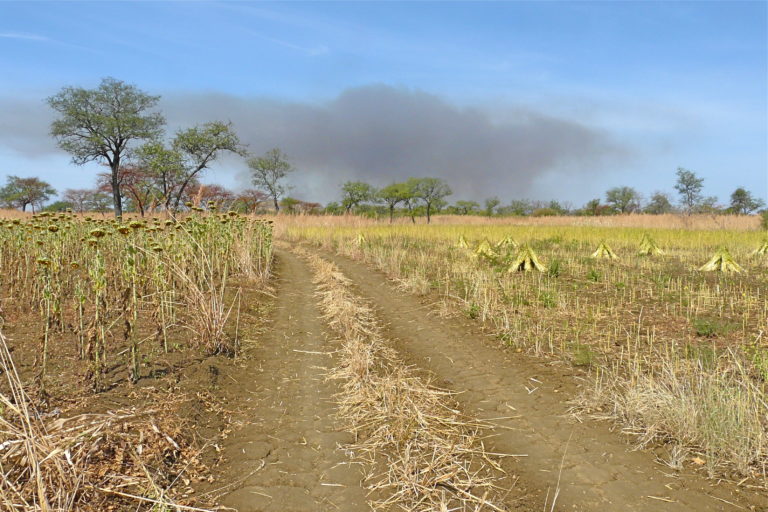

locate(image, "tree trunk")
[[426, 203, 432, 224], [273, 196, 280, 213], [389, 205, 394, 223], [111, 159, 123, 219]]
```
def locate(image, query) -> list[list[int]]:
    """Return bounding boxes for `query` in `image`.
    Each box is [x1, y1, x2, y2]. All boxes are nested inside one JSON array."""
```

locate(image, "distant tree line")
[[1, 78, 766, 222], [324, 167, 764, 221]]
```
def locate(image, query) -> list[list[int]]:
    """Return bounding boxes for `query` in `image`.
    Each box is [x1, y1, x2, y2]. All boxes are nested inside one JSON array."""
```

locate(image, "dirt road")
[[214, 251, 369, 512]]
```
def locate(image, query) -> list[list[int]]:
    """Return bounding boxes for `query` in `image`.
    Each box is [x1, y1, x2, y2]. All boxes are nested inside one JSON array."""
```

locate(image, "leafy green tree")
[[42, 200, 74, 212], [340, 181, 377, 214], [410, 177, 452, 223], [170, 122, 245, 210], [454, 200, 480, 215], [696, 195, 721, 214], [501, 199, 533, 216], [280, 197, 301, 214], [248, 148, 294, 212], [484, 197, 500, 217], [47, 77, 165, 217], [674, 167, 704, 214], [137, 122, 245, 212], [323, 201, 343, 215], [583, 198, 603, 216], [548, 200, 569, 215], [135, 142, 187, 211], [605, 186, 641, 214], [0, 176, 56, 213], [644, 191, 674, 214], [377, 182, 411, 223], [729, 187, 764, 214]]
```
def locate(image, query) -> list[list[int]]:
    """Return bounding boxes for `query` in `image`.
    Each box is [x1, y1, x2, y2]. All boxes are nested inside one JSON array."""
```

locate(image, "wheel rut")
[[321, 250, 765, 512], [215, 251, 369, 512]]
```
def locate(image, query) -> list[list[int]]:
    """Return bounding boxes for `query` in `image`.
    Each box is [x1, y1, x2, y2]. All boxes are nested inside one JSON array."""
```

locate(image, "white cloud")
[[0, 31, 50, 42]]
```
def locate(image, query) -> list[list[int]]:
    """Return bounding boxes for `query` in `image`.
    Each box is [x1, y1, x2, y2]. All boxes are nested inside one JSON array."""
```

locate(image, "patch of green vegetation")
[[547, 258, 562, 278], [684, 343, 718, 370], [650, 273, 671, 288], [570, 343, 597, 367], [539, 291, 557, 308], [587, 268, 601, 282], [746, 346, 768, 381], [692, 316, 738, 338], [467, 302, 480, 319]]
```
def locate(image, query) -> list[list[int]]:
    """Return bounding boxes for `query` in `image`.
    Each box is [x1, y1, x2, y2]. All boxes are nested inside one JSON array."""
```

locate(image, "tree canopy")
[[729, 187, 764, 214], [341, 181, 377, 214], [409, 177, 452, 223], [674, 167, 704, 214], [605, 186, 641, 214], [248, 148, 294, 212], [47, 77, 165, 217], [0, 176, 56, 213]]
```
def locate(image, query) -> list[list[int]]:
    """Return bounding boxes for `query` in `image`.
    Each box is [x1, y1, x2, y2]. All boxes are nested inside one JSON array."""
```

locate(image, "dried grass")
[[0, 329, 211, 511], [295, 246, 507, 511], [273, 213, 762, 232], [575, 348, 768, 480]]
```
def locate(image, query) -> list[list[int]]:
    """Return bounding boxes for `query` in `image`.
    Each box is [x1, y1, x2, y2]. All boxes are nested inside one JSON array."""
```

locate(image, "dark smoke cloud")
[[0, 85, 625, 202]]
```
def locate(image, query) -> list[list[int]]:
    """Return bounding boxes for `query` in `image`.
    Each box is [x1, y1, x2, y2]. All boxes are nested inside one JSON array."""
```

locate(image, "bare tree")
[[62, 189, 92, 213]]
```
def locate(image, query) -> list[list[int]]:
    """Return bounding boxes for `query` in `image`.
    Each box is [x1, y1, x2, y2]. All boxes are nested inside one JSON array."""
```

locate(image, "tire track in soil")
[[322, 250, 765, 512], [215, 251, 370, 512]]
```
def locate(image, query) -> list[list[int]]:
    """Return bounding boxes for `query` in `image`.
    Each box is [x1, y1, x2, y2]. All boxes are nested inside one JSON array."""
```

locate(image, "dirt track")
[[211, 249, 765, 511], [322, 250, 766, 512], [214, 251, 368, 512]]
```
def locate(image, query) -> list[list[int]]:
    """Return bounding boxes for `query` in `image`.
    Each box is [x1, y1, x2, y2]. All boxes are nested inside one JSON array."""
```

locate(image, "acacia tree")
[[341, 181, 376, 214], [644, 191, 674, 214], [484, 197, 500, 217], [410, 177, 452, 224], [674, 167, 704, 214], [378, 182, 410, 223], [136, 122, 245, 212], [47, 77, 165, 218], [135, 141, 185, 211], [0, 176, 56, 212], [234, 188, 270, 214], [605, 186, 641, 214], [170, 122, 245, 209], [729, 187, 764, 214], [454, 200, 480, 215], [248, 148, 294, 212]]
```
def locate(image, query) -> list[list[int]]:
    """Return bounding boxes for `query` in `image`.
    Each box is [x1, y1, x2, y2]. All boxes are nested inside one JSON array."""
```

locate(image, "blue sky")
[[0, 1, 766, 206]]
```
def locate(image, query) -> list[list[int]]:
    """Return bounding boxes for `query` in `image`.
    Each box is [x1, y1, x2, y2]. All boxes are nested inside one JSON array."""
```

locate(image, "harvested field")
[[2, 212, 767, 511]]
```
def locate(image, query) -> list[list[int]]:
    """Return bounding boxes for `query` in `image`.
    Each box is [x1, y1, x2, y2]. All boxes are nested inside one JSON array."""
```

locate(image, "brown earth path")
[[212, 250, 370, 512], [321, 250, 767, 512]]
